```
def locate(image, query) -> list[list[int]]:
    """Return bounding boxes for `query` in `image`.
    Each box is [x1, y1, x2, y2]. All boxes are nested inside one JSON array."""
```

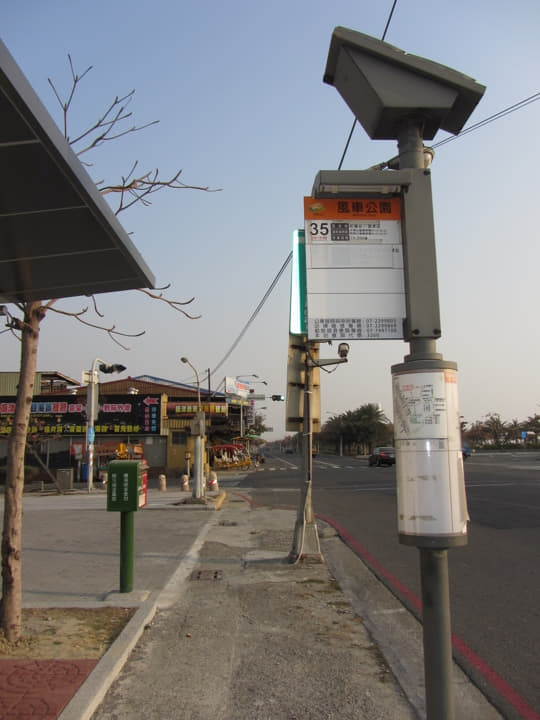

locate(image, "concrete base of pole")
[[289, 521, 323, 563]]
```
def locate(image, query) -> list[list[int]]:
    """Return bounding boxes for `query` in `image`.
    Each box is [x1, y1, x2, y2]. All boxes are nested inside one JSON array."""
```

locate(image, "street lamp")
[[85, 358, 126, 492], [181, 356, 204, 499], [181, 356, 201, 411], [235, 375, 267, 437]]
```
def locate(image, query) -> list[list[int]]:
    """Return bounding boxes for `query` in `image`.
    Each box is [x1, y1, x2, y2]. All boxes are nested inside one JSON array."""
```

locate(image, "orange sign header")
[[304, 196, 401, 221]]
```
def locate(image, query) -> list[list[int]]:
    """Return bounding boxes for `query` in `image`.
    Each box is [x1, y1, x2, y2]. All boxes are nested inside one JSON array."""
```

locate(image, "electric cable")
[[207, 251, 292, 381], [432, 92, 540, 148], [338, 0, 398, 169]]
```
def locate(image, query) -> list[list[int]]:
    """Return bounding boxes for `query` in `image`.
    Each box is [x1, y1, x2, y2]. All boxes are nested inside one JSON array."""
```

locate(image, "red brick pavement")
[[0, 659, 97, 719]]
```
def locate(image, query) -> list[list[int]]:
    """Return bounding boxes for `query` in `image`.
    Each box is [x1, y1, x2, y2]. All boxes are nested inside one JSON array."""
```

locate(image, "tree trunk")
[[1, 301, 41, 642]]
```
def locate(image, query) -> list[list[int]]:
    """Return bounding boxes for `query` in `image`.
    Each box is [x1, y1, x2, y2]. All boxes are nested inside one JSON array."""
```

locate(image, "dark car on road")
[[368, 446, 396, 467]]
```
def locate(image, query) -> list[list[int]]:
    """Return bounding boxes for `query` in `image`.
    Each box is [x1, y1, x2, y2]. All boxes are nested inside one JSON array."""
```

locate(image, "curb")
[[58, 507, 216, 719], [58, 594, 158, 720]]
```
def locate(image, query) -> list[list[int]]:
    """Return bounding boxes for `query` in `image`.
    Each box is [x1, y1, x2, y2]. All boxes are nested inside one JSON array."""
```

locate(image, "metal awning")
[[0, 39, 156, 303]]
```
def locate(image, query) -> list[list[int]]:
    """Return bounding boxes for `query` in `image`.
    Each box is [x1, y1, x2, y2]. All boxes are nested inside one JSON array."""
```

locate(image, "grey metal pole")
[[86, 364, 97, 493], [303, 356, 314, 524], [420, 548, 454, 719], [180, 357, 205, 500], [398, 118, 455, 720], [193, 433, 202, 499], [289, 347, 321, 561]]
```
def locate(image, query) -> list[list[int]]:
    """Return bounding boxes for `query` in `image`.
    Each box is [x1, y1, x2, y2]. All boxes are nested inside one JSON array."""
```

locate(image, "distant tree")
[[320, 413, 348, 455], [319, 404, 391, 455], [1, 57, 218, 643], [482, 413, 508, 447], [506, 419, 523, 443], [523, 413, 540, 434], [464, 421, 488, 446], [249, 412, 269, 438], [354, 403, 391, 453]]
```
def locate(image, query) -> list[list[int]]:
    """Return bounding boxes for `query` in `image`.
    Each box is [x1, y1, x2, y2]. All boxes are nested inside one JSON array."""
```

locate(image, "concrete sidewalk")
[[1, 486, 502, 719]]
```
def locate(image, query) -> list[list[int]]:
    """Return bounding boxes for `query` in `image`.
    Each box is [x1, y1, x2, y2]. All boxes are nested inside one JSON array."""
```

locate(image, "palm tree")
[[354, 403, 391, 453]]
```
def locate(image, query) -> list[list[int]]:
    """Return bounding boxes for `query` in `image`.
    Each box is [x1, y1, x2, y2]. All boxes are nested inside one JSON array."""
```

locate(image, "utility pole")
[[289, 343, 347, 562], [181, 356, 205, 499], [84, 359, 126, 492], [289, 347, 319, 561]]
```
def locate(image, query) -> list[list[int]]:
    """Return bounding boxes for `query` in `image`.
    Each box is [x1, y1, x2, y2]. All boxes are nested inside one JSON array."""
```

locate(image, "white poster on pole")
[[392, 368, 468, 539]]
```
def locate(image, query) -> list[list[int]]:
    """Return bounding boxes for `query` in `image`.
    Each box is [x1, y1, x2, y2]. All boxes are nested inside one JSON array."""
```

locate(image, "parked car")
[[368, 446, 396, 467]]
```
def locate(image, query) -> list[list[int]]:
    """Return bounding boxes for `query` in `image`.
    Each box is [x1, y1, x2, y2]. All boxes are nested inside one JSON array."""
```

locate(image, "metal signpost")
[[107, 459, 148, 593], [316, 27, 485, 720]]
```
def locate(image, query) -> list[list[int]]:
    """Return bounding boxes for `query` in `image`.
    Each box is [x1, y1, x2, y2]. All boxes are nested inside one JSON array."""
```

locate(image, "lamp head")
[[98, 363, 126, 374]]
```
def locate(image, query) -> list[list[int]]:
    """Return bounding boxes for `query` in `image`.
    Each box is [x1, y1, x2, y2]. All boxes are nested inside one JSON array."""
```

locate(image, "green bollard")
[[120, 511, 134, 593]]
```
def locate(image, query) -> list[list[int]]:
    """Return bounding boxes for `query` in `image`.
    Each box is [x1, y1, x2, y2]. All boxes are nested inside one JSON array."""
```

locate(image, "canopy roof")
[[0, 39, 155, 303]]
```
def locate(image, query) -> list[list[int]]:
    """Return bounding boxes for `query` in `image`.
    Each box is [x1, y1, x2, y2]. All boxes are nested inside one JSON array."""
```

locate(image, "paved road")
[[222, 451, 540, 720]]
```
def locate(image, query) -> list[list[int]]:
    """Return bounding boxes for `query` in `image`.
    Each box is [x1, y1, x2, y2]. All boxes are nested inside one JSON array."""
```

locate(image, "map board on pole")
[[304, 196, 405, 341]]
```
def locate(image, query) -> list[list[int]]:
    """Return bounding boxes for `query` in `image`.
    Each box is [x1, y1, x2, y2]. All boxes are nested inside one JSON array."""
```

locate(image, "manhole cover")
[[190, 569, 223, 581]]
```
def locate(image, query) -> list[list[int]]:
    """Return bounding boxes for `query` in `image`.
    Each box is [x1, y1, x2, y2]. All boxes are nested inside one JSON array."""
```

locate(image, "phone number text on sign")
[[309, 317, 402, 340]]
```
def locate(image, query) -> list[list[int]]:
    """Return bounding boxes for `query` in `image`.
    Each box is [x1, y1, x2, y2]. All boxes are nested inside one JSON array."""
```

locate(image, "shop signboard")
[[0, 394, 162, 436]]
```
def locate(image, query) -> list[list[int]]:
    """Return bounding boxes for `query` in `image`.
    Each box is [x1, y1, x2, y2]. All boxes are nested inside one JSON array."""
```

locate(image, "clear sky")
[[2, 0, 539, 440]]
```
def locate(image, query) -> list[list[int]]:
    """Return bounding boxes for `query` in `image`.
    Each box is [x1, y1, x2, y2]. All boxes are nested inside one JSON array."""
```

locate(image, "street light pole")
[[181, 356, 205, 499], [85, 358, 126, 493], [290, 345, 347, 562], [235, 375, 266, 442]]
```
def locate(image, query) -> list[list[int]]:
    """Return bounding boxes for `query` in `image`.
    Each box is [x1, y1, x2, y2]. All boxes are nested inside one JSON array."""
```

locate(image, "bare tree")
[[0, 57, 218, 643]]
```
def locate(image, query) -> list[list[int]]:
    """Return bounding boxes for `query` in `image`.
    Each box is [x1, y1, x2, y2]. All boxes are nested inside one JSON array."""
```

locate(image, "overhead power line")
[[338, 0, 399, 169], [432, 92, 540, 148], [208, 252, 292, 380]]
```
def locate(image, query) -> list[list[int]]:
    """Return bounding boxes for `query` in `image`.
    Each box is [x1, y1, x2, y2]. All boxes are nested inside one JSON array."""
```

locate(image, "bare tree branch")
[[98, 165, 220, 214], [47, 305, 146, 349], [48, 55, 93, 140], [48, 60, 155, 152], [49, 56, 221, 213], [136, 287, 202, 319], [89, 294, 105, 318]]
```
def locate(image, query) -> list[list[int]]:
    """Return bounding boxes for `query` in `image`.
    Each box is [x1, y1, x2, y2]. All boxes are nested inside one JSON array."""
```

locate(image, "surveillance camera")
[[338, 343, 350, 359]]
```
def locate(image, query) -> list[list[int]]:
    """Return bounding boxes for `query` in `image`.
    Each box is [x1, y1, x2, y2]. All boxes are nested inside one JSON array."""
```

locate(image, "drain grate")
[[190, 569, 223, 581]]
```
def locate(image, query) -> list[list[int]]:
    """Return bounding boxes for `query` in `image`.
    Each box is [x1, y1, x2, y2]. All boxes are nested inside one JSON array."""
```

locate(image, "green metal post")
[[120, 510, 134, 593]]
